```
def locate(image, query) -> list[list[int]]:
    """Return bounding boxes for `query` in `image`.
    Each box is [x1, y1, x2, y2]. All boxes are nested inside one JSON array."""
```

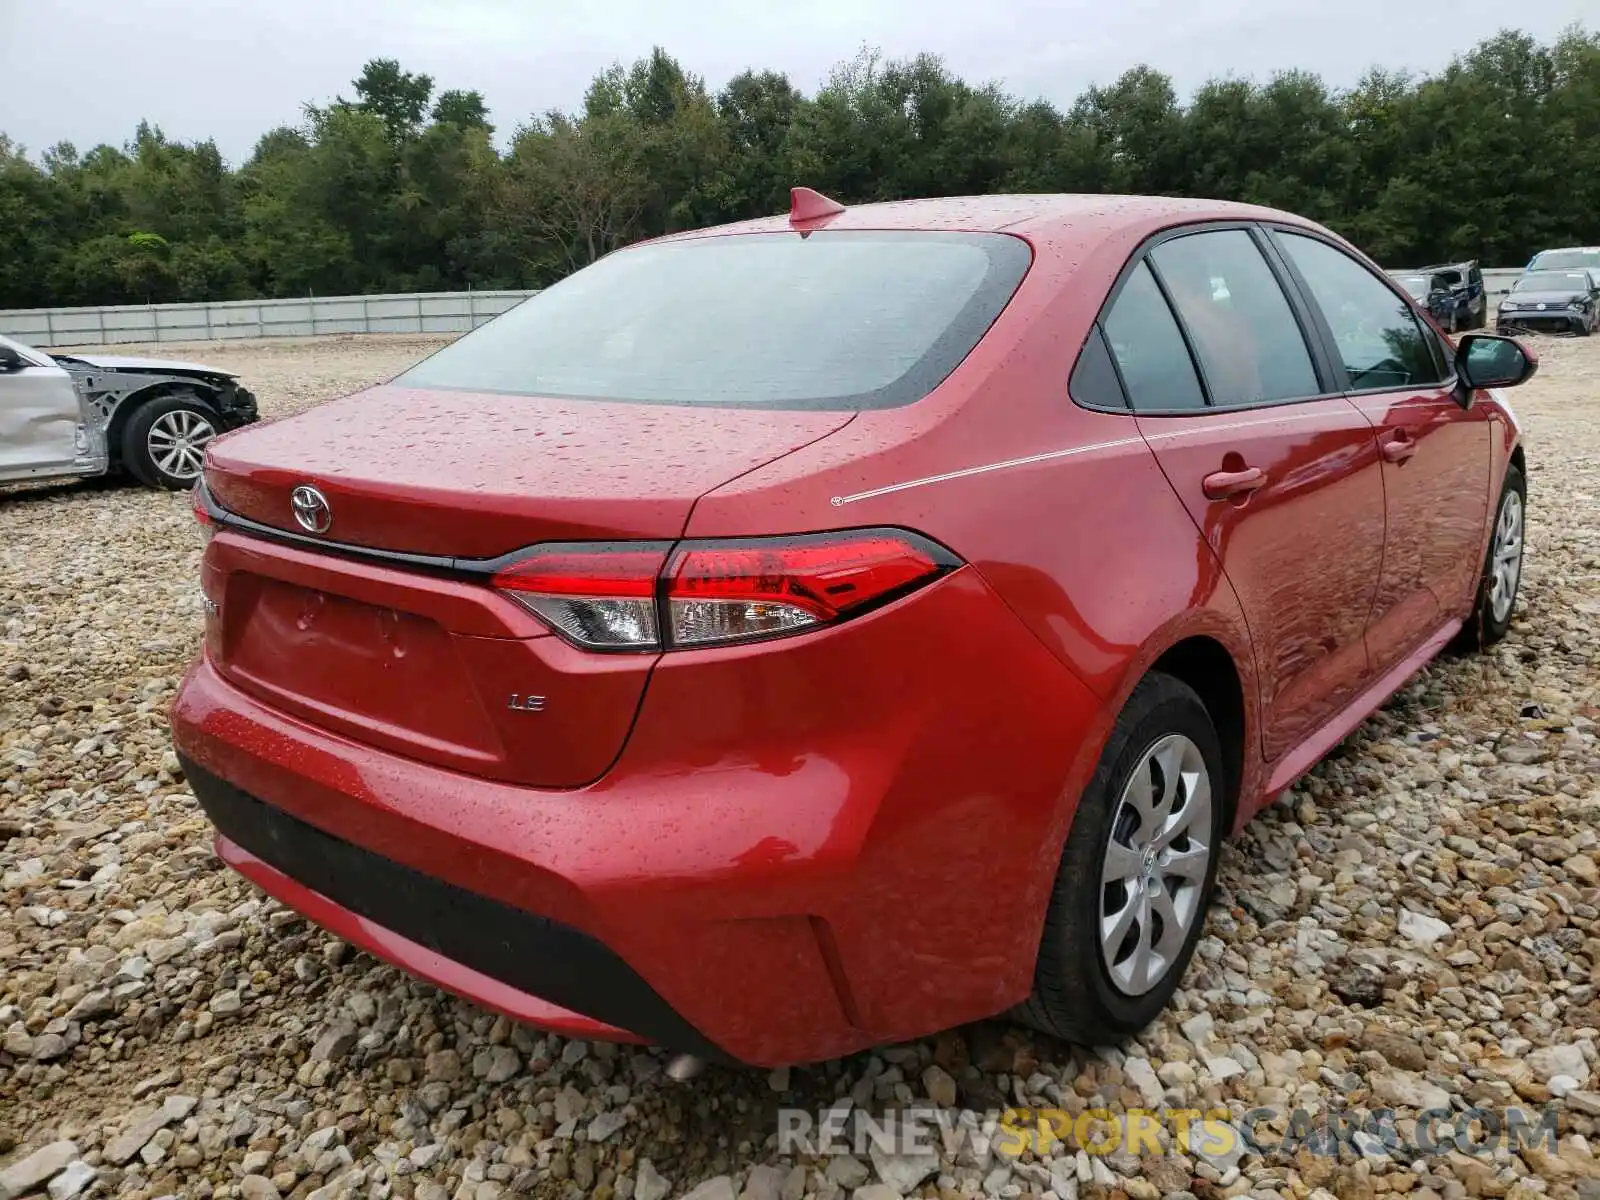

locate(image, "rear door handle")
[[1202, 467, 1266, 500], [1381, 431, 1417, 464]]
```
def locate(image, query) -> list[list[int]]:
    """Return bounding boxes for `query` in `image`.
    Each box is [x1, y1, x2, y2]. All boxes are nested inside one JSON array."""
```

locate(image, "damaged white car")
[[0, 332, 258, 489]]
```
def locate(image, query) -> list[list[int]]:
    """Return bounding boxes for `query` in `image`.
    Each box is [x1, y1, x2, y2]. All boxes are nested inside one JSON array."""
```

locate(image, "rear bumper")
[[170, 570, 1109, 1065], [188, 759, 709, 1054]]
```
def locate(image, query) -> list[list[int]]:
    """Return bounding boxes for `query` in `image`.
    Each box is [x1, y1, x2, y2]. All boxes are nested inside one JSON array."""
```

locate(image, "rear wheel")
[[1014, 673, 1226, 1043], [122, 392, 220, 489], [1458, 464, 1525, 648]]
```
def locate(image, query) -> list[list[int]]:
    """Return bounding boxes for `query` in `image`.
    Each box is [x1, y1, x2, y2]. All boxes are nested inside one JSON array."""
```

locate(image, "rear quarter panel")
[[688, 221, 1265, 835]]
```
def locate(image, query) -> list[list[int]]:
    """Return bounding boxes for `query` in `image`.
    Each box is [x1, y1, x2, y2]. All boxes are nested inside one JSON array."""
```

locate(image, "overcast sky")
[[1, 0, 1592, 164]]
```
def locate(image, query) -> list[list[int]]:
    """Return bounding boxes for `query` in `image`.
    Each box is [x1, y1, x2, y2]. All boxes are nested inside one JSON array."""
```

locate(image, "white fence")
[[0, 269, 1528, 350], [0, 290, 539, 348]]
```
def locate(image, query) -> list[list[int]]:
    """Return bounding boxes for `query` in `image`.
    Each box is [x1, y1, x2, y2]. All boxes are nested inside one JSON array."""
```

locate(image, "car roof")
[[648, 193, 1328, 245], [1533, 246, 1600, 255]]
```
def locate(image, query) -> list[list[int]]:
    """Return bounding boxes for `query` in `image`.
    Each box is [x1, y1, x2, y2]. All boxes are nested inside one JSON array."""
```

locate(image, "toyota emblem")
[[290, 485, 332, 534]]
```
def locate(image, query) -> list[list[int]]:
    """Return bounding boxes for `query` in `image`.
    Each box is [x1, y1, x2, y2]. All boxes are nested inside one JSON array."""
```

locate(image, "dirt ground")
[[1, 332, 1598, 1200]]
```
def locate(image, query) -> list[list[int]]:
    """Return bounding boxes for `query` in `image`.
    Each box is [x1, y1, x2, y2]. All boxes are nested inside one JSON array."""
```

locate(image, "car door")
[[1272, 231, 1491, 672], [1101, 225, 1387, 763], [0, 334, 87, 482]]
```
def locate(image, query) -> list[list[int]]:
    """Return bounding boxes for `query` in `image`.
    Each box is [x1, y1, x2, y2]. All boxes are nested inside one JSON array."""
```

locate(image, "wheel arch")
[[1148, 635, 1247, 835], [105, 381, 222, 468]]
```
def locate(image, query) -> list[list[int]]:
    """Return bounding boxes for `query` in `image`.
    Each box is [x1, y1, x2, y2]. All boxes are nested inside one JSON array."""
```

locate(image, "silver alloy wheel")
[[1487, 489, 1524, 624], [146, 409, 216, 483], [1098, 733, 1213, 997]]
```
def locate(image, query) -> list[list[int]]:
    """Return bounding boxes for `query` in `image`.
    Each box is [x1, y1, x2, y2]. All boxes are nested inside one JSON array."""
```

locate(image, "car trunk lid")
[[204, 384, 852, 557], [199, 385, 853, 786]]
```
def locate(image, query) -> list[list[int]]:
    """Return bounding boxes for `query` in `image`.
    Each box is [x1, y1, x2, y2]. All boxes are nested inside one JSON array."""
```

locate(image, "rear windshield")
[[396, 231, 1032, 410]]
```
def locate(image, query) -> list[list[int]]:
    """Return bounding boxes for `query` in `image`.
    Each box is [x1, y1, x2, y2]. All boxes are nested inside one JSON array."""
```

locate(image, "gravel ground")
[[2, 333, 1598, 1200]]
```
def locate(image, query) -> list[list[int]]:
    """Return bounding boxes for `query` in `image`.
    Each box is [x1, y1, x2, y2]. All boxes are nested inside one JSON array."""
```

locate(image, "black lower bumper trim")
[[179, 754, 732, 1062]]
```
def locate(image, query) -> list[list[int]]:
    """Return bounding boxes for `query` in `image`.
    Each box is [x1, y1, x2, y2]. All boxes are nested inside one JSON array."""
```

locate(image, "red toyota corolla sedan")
[[171, 191, 1535, 1067]]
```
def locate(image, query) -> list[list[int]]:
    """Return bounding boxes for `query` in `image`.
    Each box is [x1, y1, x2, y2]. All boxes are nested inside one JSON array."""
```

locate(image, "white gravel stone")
[[586, 1110, 628, 1142], [1122, 1056, 1165, 1105], [740, 1164, 783, 1200], [1370, 1070, 1452, 1112], [634, 1158, 671, 1200], [239, 1175, 282, 1200], [681, 1177, 737, 1200], [0, 1141, 78, 1199], [1397, 907, 1452, 946], [869, 1143, 939, 1194], [44, 1161, 95, 1200], [826, 1156, 870, 1189]]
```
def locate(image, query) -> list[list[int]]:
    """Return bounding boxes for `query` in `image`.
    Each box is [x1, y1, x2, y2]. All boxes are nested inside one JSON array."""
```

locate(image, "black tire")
[[1457, 463, 1526, 649], [1013, 672, 1227, 1044], [1575, 316, 1592, 338], [121, 392, 221, 490]]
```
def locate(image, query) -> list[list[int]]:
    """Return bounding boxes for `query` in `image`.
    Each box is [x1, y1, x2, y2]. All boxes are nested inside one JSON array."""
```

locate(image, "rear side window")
[[1102, 263, 1206, 411], [1277, 233, 1446, 391], [395, 231, 1032, 410], [1149, 230, 1320, 406], [1069, 326, 1126, 409]]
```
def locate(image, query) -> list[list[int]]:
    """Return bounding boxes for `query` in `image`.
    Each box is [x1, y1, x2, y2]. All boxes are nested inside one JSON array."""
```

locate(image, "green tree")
[[3, 29, 1600, 308], [432, 89, 494, 134], [352, 58, 435, 142]]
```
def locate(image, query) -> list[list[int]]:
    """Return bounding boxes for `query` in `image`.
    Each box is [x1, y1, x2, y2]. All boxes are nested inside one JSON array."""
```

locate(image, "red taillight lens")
[[665, 533, 950, 646], [490, 531, 958, 652], [191, 485, 216, 549], [491, 545, 669, 649]]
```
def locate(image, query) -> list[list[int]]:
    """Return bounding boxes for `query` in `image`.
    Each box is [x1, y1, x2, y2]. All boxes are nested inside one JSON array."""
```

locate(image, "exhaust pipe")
[[665, 1053, 705, 1082]]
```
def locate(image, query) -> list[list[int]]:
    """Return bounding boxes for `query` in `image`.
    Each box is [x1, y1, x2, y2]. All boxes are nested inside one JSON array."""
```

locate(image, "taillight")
[[490, 530, 959, 652], [493, 545, 670, 650], [191, 485, 216, 550]]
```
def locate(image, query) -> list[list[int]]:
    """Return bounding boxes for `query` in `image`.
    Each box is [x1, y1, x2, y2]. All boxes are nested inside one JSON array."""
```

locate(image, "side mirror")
[[0, 344, 25, 372], [1457, 333, 1538, 394]]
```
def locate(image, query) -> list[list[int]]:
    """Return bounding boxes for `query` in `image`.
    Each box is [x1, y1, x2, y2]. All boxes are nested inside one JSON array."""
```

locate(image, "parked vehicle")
[[1393, 260, 1485, 331], [1497, 268, 1600, 336], [0, 333, 258, 488], [171, 190, 1535, 1067], [1394, 268, 1473, 332], [1526, 246, 1600, 274]]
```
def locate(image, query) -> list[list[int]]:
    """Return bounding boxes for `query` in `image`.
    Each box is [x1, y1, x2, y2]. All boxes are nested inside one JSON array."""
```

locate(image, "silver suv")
[[0, 333, 257, 489]]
